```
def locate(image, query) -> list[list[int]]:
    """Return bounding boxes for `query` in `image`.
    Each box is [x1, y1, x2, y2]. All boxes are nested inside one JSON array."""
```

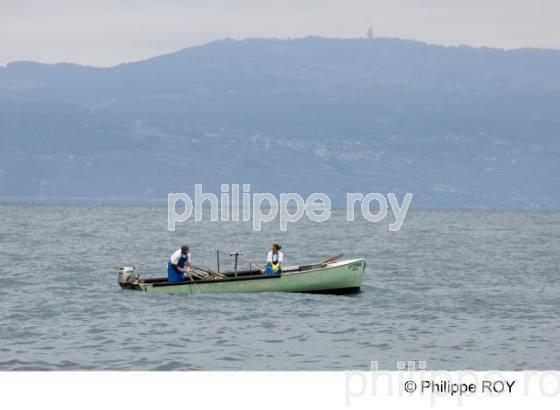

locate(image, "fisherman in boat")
[[265, 243, 283, 275], [168, 245, 193, 283]]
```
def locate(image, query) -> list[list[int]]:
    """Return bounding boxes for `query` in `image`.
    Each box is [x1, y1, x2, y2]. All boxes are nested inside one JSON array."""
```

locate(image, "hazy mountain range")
[[1, 37, 559, 208]]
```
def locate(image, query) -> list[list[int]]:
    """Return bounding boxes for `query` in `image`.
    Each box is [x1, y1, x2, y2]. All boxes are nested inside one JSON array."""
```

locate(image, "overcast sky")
[[1, 0, 559, 67]]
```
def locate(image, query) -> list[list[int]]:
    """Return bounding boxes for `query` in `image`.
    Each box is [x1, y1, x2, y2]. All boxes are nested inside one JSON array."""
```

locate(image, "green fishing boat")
[[118, 257, 366, 295]]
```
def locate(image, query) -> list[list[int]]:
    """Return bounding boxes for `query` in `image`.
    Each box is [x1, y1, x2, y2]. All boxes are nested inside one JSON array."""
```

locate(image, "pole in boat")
[[320, 253, 344, 264], [229, 252, 241, 277], [216, 249, 220, 273]]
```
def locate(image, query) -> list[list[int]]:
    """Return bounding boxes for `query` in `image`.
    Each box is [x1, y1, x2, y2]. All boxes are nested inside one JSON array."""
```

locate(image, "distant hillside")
[[1, 37, 559, 208]]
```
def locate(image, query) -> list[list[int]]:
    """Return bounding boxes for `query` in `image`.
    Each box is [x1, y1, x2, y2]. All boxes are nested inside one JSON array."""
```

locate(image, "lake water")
[[1, 204, 559, 370]]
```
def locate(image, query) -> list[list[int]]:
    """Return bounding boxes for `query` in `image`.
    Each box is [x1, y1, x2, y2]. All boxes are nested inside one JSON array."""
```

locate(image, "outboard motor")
[[118, 266, 138, 289]]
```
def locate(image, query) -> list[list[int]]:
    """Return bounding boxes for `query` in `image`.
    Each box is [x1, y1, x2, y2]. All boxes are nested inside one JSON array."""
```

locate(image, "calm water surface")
[[1, 205, 559, 370]]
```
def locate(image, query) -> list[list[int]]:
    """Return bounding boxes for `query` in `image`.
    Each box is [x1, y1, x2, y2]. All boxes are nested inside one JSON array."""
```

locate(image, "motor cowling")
[[118, 266, 138, 288]]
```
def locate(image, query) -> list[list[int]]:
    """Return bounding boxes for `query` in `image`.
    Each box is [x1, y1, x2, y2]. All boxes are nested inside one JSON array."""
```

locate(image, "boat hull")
[[126, 259, 365, 295]]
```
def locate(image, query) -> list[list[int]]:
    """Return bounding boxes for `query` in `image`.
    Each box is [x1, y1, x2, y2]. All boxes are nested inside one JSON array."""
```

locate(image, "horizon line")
[[0, 198, 557, 213]]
